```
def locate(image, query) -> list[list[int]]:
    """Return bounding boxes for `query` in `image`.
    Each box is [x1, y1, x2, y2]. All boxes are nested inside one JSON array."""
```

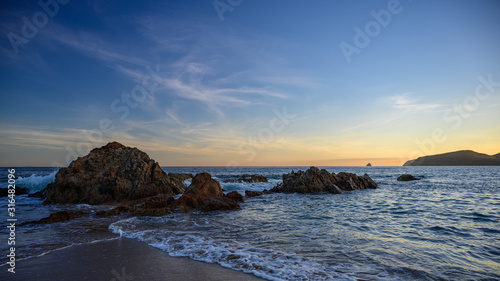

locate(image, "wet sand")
[[2, 237, 264, 281]]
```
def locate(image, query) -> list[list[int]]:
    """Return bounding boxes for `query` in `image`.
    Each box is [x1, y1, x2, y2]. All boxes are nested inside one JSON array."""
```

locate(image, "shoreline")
[[1, 237, 264, 281]]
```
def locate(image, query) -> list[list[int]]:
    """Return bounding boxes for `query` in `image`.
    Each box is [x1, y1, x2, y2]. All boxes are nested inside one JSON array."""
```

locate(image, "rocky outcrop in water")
[[271, 167, 377, 194], [366, 163, 372, 166], [176, 173, 240, 211], [397, 174, 420, 181], [224, 175, 268, 183], [22, 211, 86, 225], [43, 142, 185, 205], [245, 190, 264, 197], [225, 191, 245, 202]]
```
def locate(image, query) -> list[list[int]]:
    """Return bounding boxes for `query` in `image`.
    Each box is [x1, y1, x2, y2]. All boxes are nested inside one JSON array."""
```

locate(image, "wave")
[[109, 216, 395, 281], [2, 170, 58, 192]]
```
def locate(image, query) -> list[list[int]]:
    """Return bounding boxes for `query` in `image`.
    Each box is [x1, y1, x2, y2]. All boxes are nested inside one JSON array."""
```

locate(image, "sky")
[[0, 0, 499, 167]]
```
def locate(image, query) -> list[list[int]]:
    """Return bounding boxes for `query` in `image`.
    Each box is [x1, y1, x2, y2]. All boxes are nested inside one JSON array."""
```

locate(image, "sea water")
[[1, 166, 499, 280]]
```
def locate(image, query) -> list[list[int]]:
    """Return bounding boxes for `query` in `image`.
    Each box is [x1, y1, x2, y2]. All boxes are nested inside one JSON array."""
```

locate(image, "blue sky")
[[1, 0, 499, 166]]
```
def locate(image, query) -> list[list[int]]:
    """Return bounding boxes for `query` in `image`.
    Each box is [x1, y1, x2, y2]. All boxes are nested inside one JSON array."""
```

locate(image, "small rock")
[[22, 211, 86, 225], [176, 173, 228, 211], [397, 174, 420, 181], [245, 190, 264, 197], [225, 191, 244, 202]]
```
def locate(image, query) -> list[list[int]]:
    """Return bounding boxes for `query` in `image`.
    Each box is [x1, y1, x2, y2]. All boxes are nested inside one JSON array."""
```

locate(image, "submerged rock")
[[176, 173, 240, 211], [224, 174, 268, 183], [397, 174, 420, 181], [245, 190, 264, 197], [22, 211, 86, 225], [43, 142, 185, 205], [271, 166, 377, 194]]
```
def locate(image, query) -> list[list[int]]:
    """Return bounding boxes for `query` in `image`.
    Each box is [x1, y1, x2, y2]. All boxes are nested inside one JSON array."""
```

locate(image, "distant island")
[[403, 150, 500, 166]]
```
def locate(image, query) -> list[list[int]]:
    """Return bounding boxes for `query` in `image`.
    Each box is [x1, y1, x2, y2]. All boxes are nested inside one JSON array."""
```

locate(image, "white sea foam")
[[11, 170, 58, 192], [109, 216, 396, 281]]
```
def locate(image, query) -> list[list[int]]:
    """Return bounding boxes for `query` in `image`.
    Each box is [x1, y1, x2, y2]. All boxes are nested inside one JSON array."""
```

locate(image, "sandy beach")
[[1, 237, 264, 281]]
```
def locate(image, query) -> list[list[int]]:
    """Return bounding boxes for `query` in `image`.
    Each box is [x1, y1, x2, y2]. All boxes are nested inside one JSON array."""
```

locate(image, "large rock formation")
[[176, 173, 240, 211], [271, 167, 377, 194], [43, 142, 185, 205]]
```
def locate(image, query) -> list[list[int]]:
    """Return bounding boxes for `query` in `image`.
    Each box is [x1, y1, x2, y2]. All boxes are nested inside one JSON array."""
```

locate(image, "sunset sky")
[[1, 0, 499, 167]]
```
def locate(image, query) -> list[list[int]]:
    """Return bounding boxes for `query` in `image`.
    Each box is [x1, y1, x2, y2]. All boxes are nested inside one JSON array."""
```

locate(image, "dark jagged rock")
[[397, 174, 420, 181], [271, 167, 377, 194], [366, 163, 372, 166], [43, 142, 185, 205], [176, 173, 239, 211], [0, 186, 29, 197], [225, 191, 244, 202], [224, 174, 268, 183], [335, 172, 378, 190], [271, 167, 343, 194], [245, 190, 264, 197], [22, 211, 86, 225]]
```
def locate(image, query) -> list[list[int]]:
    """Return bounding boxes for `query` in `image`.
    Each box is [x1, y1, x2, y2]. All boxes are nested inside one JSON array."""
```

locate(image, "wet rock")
[[225, 191, 244, 202], [245, 190, 264, 197], [43, 142, 185, 205], [271, 167, 377, 194], [176, 173, 232, 211], [271, 167, 343, 194], [335, 172, 378, 190], [224, 174, 268, 183], [201, 197, 240, 212], [397, 174, 420, 181], [22, 211, 86, 225], [0, 186, 29, 197], [96, 206, 131, 217]]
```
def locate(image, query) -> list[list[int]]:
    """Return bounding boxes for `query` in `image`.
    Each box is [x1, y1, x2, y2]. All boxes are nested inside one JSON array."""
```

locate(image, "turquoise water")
[[1, 166, 499, 280]]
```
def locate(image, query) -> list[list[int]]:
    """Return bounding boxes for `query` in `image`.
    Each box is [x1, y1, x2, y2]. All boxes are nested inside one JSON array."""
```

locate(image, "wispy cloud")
[[388, 92, 442, 112]]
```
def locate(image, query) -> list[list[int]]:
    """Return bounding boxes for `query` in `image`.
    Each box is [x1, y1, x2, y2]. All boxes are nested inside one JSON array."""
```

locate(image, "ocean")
[[1, 166, 499, 280]]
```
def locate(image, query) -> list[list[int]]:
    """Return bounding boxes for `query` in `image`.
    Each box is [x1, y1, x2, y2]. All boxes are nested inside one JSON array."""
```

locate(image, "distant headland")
[[403, 150, 500, 166]]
